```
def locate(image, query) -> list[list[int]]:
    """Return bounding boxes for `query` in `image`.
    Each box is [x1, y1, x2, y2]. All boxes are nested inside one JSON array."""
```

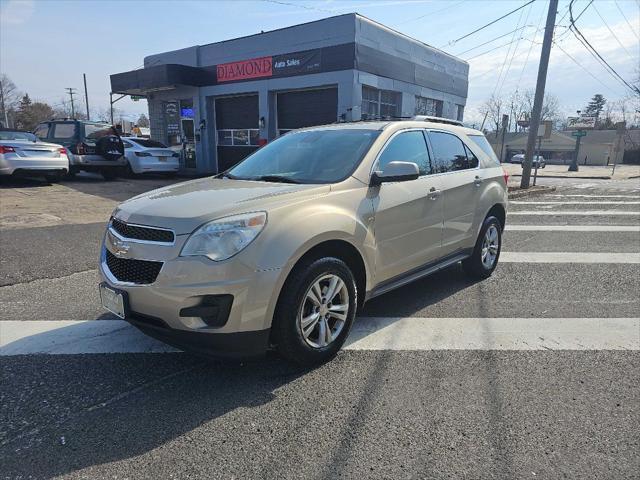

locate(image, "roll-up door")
[[276, 88, 338, 135], [215, 94, 259, 171]]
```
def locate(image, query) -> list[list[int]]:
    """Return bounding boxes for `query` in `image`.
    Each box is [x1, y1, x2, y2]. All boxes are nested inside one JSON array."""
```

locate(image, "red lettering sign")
[[216, 56, 273, 82]]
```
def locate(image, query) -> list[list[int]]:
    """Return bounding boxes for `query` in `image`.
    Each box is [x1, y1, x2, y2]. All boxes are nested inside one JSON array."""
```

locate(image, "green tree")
[[15, 94, 54, 130], [584, 94, 606, 118]]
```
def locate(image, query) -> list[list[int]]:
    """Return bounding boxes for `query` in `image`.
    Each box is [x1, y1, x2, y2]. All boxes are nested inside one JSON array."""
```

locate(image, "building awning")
[[110, 64, 215, 95]]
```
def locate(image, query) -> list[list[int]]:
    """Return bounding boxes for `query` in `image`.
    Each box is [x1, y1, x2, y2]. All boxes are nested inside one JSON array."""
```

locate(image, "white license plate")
[[100, 284, 125, 319], [157, 157, 167, 162]]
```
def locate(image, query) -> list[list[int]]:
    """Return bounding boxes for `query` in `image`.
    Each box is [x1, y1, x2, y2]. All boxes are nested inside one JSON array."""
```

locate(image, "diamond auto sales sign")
[[216, 56, 273, 82]]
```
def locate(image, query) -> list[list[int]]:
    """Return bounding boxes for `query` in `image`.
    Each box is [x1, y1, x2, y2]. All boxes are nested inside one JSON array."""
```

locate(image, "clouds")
[[0, 0, 35, 25]]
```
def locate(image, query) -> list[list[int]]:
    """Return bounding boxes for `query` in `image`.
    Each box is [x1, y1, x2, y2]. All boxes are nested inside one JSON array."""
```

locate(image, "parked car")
[[99, 119, 508, 365], [511, 153, 546, 168], [0, 128, 68, 182], [121, 137, 180, 176], [34, 120, 125, 180]]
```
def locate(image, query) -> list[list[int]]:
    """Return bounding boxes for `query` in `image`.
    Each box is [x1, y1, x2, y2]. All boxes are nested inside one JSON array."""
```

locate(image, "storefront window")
[[415, 96, 443, 117], [362, 86, 400, 119]]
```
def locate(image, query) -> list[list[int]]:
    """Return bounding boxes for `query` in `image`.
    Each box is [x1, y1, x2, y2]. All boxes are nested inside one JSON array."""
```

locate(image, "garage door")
[[276, 88, 338, 135], [215, 94, 259, 172]]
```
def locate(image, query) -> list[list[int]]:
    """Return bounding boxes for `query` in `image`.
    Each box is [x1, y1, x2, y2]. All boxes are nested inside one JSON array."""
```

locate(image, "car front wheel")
[[273, 257, 357, 366], [462, 216, 502, 279]]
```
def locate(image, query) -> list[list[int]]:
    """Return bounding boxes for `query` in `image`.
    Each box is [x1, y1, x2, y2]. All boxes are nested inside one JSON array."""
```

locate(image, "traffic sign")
[[130, 95, 145, 101], [572, 130, 587, 138]]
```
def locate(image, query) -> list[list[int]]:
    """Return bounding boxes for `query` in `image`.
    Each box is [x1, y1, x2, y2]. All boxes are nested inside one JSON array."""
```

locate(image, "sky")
[[1, 0, 638, 125]]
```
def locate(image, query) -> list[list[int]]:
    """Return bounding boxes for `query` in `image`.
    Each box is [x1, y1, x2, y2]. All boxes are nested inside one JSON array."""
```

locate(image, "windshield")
[[0, 131, 36, 142], [468, 134, 499, 164], [131, 138, 167, 148], [227, 129, 380, 184]]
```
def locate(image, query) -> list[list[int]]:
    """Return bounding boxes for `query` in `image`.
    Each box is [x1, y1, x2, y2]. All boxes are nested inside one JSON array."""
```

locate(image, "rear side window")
[[34, 123, 50, 140], [378, 130, 431, 175], [464, 144, 479, 168], [52, 123, 76, 139], [467, 134, 499, 164], [428, 131, 471, 173]]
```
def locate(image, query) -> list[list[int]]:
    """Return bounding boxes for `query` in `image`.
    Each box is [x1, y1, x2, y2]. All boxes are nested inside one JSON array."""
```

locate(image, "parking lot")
[[1, 173, 639, 479]]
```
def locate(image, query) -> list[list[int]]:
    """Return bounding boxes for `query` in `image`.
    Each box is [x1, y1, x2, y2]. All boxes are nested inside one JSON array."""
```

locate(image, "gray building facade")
[[111, 13, 469, 174]]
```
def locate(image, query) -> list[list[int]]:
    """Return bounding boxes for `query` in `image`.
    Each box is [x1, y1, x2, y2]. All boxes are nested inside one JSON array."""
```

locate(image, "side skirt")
[[365, 250, 471, 302]]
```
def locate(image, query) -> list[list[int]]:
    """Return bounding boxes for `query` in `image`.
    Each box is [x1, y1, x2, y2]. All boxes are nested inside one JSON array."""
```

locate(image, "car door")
[[371, 129, 444, 283], [426, 130, 481, 255]]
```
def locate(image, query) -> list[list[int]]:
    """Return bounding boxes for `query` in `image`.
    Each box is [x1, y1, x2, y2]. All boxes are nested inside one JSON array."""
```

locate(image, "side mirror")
[[371, 161, 420, 186]]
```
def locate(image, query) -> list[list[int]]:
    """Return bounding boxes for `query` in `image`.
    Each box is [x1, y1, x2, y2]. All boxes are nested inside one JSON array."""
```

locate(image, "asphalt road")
[[1, 174, 639, 479]]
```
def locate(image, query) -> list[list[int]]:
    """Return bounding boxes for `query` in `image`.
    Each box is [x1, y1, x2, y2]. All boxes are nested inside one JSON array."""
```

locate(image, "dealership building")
[[110, 13, 469, 174]]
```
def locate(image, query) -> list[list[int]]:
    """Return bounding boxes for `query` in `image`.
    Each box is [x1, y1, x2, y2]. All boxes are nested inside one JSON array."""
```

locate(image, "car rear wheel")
[[44, 172, 64, 183], [101, 169, 117, 181], [462, 215, 502, 279], [273, 257, 357, 366]]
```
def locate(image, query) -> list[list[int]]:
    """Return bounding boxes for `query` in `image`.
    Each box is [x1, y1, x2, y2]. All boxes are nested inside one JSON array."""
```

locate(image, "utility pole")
[[65, 87, 77, 118], [521, 0, 558, 189], [83, 74, 90, 120]]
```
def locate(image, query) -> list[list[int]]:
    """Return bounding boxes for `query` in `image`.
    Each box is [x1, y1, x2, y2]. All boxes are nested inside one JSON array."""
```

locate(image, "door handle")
[[428, 187, 441, 200], [474, 176, 483, 186]]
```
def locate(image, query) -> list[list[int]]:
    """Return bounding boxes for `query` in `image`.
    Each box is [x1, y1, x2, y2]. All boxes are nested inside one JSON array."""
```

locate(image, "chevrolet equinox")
[[99, 118, 508, 365]]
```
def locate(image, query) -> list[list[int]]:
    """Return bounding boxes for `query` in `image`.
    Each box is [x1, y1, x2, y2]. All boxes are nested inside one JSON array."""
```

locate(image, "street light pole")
[[520, 0, 558, 189]]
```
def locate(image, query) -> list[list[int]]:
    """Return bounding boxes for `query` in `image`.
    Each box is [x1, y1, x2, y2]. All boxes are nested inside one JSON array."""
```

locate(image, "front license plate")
[[100, 284, 126, 319]]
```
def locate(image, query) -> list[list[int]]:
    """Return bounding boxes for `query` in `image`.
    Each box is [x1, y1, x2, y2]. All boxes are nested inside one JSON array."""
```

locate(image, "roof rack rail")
[[412, 115, 464, 126]]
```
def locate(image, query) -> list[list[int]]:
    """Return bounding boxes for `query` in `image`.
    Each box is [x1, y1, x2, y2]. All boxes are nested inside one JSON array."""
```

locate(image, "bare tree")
[[136, 113, 150, 128], [479, 94, 504, 137], [0, 74, 22, 127]]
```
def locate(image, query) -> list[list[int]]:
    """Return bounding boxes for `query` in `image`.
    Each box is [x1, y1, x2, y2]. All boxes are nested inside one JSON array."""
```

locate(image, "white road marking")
[[499, 252, 640, 263], [505, 225, 640, 232], [509, 211, 640, 216], [510, 201, 640, 205], [1, 318, 637, 355], [545, 194, 640, 199]]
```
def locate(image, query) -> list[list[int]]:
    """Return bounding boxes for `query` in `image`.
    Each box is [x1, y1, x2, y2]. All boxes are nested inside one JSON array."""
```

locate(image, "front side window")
[[52, 123, 76, 139], [428, 131, 472, 173], [377, 131, 431, 175], [228, 129, 380, 184]]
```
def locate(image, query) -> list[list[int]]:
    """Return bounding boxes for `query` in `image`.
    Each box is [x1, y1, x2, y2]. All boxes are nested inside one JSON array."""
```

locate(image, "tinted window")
[[34, 124, 49, 140], [122, 141, 133, 148], [428, 131, 471, 173], [378, 131, 431, 175], [84, 124, 115, 142], [464, 144, 479, 168], [131, 139, 168, 148], [0, 130, 37, 141], [228, 129, 380, 184], [52, 123, 76, 139], [468, 134, 499, 164]]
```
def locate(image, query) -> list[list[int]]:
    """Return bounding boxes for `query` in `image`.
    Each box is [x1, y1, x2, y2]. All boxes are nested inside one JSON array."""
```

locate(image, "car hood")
[[113, 177, 330, 234]]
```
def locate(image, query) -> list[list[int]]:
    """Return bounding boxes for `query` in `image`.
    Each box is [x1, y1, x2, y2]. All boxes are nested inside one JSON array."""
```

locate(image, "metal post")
[[110, 93, 113, 125], [499, 114, 508, 163], [520, 0, 558, 189], [83, 74, 90, 120]]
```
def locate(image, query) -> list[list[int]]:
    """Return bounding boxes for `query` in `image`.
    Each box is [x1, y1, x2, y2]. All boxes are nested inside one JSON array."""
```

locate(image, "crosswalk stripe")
[[509, 211, 640, 216], [1, 318, 637, 355], [505, 225, 640, 232], [500, 252, 640, 263], [510, 201, 640, 205]]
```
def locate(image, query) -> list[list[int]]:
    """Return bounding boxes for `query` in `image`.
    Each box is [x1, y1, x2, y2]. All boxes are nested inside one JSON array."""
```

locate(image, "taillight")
[[502, 167, 509, 185], [59, 147, 67, 156], [258, 138, 268, 146], [135, 151, 151, 157], [0, 145, 16, 154]]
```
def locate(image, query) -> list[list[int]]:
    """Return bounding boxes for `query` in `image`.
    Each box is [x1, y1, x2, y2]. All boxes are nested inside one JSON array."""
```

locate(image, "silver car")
[[0, 129, 68, 182], [121, 137, 180, 176], [99, 119, 508, 365]]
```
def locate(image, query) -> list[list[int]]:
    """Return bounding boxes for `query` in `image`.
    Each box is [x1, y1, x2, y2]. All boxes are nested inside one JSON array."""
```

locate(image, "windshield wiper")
[[253, 175, 301, 184]]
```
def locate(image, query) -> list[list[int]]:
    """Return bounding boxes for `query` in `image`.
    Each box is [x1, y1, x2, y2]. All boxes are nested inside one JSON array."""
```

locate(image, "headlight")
[[180, 212, 267, 261]]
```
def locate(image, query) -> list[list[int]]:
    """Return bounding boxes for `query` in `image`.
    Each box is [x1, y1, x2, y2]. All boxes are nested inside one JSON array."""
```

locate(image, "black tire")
[[101, 169, 117, 181], [65, 166, 79, 178], [124, 162, 136, 178], [462, 215, 502, 279], [273, 257, 358, 366]]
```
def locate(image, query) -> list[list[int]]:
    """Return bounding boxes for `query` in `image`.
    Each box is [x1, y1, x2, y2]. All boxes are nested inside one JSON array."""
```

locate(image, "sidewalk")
[[503, 163, 640, 180]]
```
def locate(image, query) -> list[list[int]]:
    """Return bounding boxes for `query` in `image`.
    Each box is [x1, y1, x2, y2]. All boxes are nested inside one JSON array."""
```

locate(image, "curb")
[[510, 174, 612, 180], [508, 185, 556, 199]]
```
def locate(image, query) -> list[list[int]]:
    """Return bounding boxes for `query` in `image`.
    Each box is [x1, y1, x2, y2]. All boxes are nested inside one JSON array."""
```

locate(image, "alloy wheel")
[[481, 224, 499, 269]]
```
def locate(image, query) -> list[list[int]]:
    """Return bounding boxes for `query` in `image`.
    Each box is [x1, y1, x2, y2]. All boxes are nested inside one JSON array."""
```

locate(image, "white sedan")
[[0, 129, 69, 182], [121, 137, 180, 175]]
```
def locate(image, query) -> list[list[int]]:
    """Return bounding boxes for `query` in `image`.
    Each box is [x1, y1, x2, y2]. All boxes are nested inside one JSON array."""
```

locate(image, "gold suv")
[[99, 119, 508, 365]]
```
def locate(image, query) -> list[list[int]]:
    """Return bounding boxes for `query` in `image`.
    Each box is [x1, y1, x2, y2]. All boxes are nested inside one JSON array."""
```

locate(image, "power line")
[[261, 0, 334, 13], [614, 0, 640, 41], [455, 24, 535, 56], [442, 0, 537, 48], [592, 2, 635, 60], [394, 0, 469, 26], [569, 0, 639, 95], [516, 0, 548, 88], [555, 0, 593, 41]]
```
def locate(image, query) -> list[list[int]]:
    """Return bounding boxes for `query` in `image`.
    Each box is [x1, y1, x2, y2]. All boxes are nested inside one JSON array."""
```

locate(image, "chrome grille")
[[111, 218, 174, 243]]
